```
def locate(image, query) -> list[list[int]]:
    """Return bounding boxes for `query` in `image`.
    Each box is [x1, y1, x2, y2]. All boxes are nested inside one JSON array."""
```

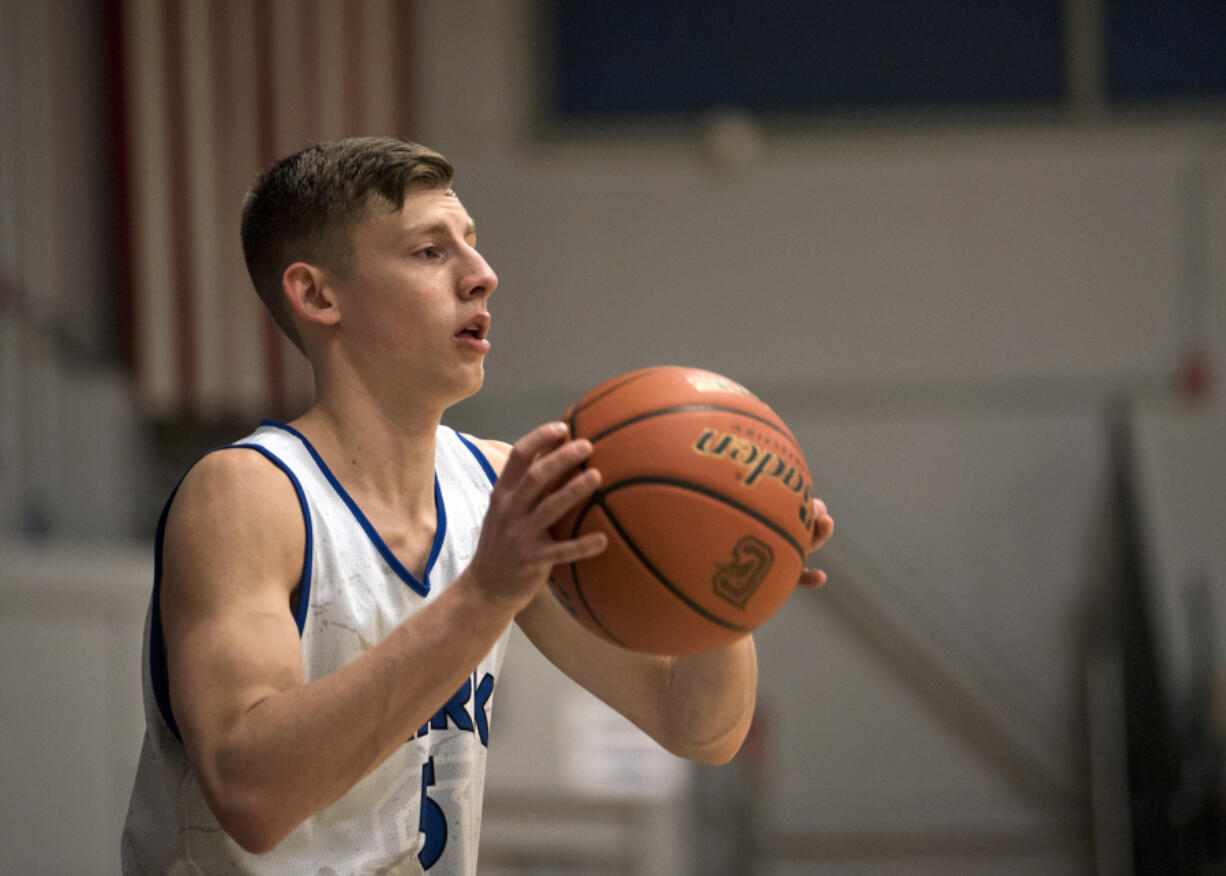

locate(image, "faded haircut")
[[240, 137, 455, 353]]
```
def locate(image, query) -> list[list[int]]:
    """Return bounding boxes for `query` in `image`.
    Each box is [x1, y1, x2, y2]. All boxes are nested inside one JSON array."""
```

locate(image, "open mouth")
[[455, 314, 490, 341]]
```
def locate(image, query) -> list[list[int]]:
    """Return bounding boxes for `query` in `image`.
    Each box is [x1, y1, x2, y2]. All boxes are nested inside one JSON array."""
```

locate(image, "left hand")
[[799, 497, 835, 588]]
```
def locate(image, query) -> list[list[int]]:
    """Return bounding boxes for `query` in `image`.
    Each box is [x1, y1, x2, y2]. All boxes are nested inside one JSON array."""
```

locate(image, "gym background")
[[2, 2, 1224, 873]]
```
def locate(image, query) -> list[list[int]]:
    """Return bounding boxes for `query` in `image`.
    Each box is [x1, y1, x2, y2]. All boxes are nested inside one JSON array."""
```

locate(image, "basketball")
[[549, 366, 816, 655]]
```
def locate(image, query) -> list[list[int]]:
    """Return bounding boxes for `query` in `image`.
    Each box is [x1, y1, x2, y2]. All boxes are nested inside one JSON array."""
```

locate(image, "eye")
[[414, 245, 442, 260]]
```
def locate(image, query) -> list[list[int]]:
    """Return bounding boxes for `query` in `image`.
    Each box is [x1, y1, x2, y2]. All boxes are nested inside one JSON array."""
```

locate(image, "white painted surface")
[[0, 542, 150, 874], [2, 2, 1224, 873]]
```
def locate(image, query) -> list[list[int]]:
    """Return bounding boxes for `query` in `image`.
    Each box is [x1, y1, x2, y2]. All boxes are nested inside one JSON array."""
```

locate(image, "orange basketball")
[[549, 366, 816, 655]]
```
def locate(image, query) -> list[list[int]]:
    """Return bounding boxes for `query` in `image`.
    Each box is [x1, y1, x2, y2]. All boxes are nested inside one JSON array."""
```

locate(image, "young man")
[[121, 137, 834, 874]]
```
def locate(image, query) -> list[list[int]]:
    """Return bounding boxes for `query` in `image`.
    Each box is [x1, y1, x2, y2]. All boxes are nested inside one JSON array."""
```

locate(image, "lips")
[[454, 312, 492, 354], [455, 312, 491, 341]]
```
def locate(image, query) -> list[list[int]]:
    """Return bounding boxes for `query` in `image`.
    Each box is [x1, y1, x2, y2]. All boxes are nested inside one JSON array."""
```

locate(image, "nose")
[[461, 246, 498, 300]]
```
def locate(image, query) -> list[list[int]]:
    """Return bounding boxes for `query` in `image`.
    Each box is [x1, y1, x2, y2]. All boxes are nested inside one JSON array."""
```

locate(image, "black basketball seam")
[[570, 369, 658, 420], [568, 369, 654, 475], [563, 558, 630, 647], [588, 404, 804, 459], [594, 495, 755, 634], [562, 498, 631, 647], [565, 408, 587, 472], [601, 476, 808, 562]]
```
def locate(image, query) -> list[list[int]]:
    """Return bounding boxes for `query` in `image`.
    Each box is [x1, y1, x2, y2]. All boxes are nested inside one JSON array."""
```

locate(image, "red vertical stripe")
[[208, 0, 236, 402], [393, 0, 416, 138], [105, 0, 136, 373], [342, 2, 366, 135], [253, 0, 277, 166], [162, 0, 197, 411], [253, 0, 286, 414], [208, 3, 230, 136], [119, 0, 420, 417], [299, 1, 321, 136]]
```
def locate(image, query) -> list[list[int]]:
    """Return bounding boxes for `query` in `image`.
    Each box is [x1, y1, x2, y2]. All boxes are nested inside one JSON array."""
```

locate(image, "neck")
[[290, 376, 444, 518]]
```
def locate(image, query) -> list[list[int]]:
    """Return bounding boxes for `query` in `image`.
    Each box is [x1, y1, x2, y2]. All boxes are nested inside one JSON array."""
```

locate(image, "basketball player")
[[121, 137, 834, 874]]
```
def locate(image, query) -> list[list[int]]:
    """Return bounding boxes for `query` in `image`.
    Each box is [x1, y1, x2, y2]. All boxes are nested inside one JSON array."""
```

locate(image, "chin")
[[450, 365, 485, 404]]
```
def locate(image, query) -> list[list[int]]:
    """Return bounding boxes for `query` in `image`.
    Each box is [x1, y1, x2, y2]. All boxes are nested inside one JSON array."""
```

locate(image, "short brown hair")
[[240, 137, 455, 353]]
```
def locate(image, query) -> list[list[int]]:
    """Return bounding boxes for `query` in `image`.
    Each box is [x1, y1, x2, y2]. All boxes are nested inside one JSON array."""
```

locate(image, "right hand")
[[468, 422, 607, 612]]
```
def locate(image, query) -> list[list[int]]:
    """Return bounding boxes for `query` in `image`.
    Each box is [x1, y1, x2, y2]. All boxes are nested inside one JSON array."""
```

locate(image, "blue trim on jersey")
[[149, 482, 183, 741], [455, 430, 498, 485], [262, 420, 445, 597], [149, 443, 314, 742], [233, 444, 315, 633]]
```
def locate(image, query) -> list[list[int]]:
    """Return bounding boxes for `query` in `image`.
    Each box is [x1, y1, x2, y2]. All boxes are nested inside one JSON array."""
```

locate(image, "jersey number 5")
[[418, 757, 448, 869]]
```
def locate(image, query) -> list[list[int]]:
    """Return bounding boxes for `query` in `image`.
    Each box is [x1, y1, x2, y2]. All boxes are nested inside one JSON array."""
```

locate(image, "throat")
[[374, 506, 440, 584]]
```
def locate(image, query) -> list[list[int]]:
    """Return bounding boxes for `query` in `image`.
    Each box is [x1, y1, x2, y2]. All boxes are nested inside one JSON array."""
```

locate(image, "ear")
[[282, 262, 340, 328]]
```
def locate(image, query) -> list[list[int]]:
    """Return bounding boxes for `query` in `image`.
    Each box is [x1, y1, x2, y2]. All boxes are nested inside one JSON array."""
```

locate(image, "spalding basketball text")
[[692, 428, 815, 529]]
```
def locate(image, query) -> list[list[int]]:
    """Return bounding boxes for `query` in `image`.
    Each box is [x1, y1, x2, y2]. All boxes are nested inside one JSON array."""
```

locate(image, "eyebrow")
[[405, 220, 477, 240]]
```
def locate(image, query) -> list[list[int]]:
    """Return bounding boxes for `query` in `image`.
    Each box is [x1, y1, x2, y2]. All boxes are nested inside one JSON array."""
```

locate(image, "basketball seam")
[[588, 403, 804, 459], [562, 498, 630, 648], [570, 369, 658, 420], [594, 495, 755, 635], [564, 558, 631, 647], [568, 369, 657, 475], [601, 476, 808, 562]]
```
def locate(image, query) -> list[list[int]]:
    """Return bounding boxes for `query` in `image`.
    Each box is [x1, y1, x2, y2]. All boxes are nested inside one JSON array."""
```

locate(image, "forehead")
[[363, 187, 474, 238]]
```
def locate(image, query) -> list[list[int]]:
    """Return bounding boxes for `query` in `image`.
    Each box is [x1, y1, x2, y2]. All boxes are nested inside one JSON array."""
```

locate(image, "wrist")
[[450, 567, 528, 626]]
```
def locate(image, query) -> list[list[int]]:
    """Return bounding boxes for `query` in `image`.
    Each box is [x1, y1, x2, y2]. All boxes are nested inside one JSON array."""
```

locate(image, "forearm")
[[517, 591, 758, 766], [194, 571, 513, 852], [660, 635, 758, 765]]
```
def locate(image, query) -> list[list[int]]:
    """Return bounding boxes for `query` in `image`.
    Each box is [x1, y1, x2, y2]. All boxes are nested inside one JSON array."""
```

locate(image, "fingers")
[[801, 497, 834, 589], [533, 467, 602, 529], [810, 497, 834, 551], [538, 531, 608, 566], [498, 422, 570, 488], [499, 425, 596, 513], [799, 567, 827, 589], [518, 438, 594, 511]]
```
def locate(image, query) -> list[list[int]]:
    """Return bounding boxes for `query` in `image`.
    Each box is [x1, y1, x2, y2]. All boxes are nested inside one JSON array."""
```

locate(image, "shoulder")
[[461, 435, 512, 477], [162, 447, 305, 600], [172, 445, 301, 521]]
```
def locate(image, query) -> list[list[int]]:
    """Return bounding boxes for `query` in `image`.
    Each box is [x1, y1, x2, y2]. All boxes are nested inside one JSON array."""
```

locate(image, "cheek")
[[376, 299, 440, 352], [339, 269, 446, 350]]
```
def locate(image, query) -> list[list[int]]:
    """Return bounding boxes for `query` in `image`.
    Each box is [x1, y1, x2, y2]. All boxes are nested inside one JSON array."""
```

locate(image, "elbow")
[[657, 708, 752, 765], [227, 821, 286, 857], [202, 781, 296, 855], [658, 637, 758, 767], [660, 686, 756, 766], [216, 799, 291, 855], [673, 729, 748, 766], [697, 740, 744, 767], [189, 738, 307, 854]]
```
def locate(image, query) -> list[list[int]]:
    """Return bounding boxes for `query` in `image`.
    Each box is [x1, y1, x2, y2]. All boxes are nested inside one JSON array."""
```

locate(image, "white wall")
[[419, 2, 1223, 393], [0, 542, 149, 875], [0, 0, 141, 540], [2, 1, 1224, 873], [419, 3, 1226, 872]]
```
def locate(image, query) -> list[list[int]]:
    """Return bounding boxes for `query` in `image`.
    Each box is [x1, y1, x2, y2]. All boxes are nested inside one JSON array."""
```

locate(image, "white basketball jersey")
[[122, 421, 508, 875]]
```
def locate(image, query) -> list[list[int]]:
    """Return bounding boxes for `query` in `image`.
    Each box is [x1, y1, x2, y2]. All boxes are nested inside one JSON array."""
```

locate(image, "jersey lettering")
[[417, 757, 447, 869], [431, 677, 474, 732], [473, 673, 494, 746], [415, 671, 496, 747]]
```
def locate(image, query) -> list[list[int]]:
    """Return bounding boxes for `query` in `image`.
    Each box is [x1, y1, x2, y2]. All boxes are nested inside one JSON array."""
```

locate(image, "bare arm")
[[478, 437, 835, 765], [516, 586, 759, 765], [163, 423, 603, 853]]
